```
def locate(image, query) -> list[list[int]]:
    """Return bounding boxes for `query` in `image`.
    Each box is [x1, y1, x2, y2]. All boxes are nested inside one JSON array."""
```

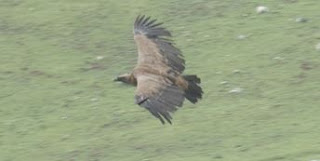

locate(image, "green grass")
[[1, 0, 320, 161]]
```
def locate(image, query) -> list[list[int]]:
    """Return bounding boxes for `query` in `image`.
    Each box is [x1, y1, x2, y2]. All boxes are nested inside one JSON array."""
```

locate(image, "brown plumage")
[[114, 15, 203, 124]]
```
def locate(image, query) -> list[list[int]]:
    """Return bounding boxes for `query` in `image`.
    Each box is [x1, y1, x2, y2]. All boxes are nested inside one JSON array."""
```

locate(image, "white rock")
[[229, 87, 243, 94], [256, 6, 269, 14], [315, 43, 320, 51], [142, 159, 151, 161], [295, 17, 308, 23], [90, 98, 98, 102], [233, 69, 241, 74], [220, 81, 228, 85], [237, 35, 247, 40], [273, 56, 285, 60], [96, 56, 104, 60]]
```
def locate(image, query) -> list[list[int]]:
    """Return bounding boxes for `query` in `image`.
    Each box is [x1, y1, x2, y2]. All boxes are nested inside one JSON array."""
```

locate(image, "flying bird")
[[114, 15, 203, 124]]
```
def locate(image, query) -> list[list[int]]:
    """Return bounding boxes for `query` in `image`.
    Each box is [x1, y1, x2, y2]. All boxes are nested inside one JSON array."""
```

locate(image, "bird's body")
[[115, 15, 203, 124]]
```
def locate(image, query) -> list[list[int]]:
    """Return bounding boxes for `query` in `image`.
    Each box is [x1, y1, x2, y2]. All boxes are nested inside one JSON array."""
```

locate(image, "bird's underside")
[[114, 15, 203, 124]]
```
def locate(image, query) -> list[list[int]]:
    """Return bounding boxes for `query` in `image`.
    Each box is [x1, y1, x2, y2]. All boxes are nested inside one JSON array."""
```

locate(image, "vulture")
[[114, 15, 203, 124]]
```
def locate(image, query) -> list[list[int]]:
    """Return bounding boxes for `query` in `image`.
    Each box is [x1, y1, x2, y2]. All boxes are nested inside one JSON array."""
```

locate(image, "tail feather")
[[183, 75, 203, 104]]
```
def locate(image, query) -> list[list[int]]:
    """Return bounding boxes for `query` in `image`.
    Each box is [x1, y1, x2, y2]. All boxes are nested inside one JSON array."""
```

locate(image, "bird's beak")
[[113, 77, 119, 82]]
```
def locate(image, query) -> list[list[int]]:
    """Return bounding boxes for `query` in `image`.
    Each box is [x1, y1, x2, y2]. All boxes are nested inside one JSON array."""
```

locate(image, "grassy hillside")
[[1, 0, 320, 161]]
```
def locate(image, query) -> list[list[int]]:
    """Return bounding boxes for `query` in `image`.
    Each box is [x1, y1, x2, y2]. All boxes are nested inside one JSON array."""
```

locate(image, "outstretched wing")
[[135, 74, 185, 124], [133, 15, 185, 74]]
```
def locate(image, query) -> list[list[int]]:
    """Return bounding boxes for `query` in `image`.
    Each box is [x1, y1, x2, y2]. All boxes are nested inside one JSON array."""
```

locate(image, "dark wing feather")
[[135, 75, 185, 124], [134, 15, 185, 74]]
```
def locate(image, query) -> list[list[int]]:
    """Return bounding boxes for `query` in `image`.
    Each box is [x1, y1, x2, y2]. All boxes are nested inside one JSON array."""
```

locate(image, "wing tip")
[[136, 96, 174, 125], [134, 15, 171, 38], [158, 113, 173, 125]]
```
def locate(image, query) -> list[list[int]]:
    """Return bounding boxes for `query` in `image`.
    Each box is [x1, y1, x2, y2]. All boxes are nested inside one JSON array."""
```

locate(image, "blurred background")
[[1, 0, 320, 161]]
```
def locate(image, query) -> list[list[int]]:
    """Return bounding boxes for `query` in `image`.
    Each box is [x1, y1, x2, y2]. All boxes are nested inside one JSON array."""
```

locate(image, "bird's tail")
[[183, 75, 203, 103]]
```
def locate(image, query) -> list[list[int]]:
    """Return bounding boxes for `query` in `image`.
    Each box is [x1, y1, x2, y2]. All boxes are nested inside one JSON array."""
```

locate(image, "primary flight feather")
[[114, 15, 203, 124]]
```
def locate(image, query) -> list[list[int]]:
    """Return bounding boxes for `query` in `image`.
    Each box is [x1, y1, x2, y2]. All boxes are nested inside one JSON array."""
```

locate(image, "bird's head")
[[114, 73, 136, 85]]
